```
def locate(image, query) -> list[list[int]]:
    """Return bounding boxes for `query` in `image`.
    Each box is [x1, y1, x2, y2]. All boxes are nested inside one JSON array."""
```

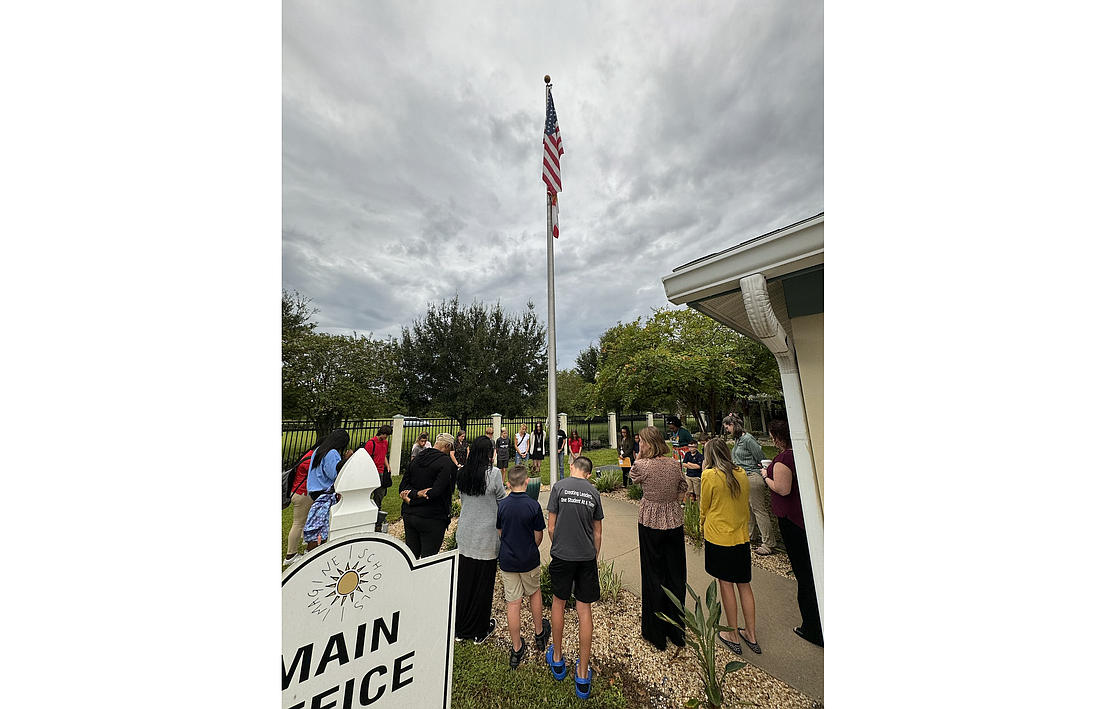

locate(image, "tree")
[[397, 297, 547, 430], [589, 308, 781, 433], [556, 368, 598, 418], [575, 344, 601, 384], [282, 290, 401, 434]]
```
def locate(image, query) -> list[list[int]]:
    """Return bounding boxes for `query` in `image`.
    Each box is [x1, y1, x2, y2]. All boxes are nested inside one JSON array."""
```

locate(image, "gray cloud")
[[283, 0, 822, 370]]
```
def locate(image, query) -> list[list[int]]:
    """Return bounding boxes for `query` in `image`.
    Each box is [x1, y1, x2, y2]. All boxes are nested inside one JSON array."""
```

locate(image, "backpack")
[[282, 449, 313, 509]]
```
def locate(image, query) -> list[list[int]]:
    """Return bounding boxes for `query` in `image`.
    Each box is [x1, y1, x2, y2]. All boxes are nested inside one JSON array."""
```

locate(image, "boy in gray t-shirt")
[[545, 456, 603, 698]]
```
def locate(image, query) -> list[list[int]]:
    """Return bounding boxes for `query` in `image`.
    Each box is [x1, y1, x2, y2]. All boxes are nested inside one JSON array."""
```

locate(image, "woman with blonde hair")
[[723, 414, 777, 556], [629, 425, 688, 651], [700, 439, 761, 655], [514, 423, 530, 467]]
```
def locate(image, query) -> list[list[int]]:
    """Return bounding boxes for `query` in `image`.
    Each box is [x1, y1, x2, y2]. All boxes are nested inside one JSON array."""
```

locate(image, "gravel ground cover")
[[385, 509, 818, 709]]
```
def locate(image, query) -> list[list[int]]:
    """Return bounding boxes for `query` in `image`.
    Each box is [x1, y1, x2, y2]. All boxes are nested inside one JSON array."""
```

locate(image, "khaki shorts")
[[501, 567, 541, 602]]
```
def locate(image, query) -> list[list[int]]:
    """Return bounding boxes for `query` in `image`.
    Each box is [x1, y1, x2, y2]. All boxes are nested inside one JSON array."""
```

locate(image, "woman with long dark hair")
[[303, 428, 351, 551], [450, 430, 468, 468], [763, 419, 823, 647], [618, 426, 634, 488], [454, 434, 507, 642], [629, 425, 688, 651], [700, 439, 761, 655], [529, 421, 546, 477]]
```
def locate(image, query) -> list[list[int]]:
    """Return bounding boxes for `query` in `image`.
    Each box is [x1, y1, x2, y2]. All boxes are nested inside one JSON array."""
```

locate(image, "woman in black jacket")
[[399, 433, 457, 559]]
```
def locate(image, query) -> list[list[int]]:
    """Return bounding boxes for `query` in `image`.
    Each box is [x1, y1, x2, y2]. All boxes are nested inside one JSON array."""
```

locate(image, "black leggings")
[[777, 516, 823, 644], [403, 514, 449, 559]]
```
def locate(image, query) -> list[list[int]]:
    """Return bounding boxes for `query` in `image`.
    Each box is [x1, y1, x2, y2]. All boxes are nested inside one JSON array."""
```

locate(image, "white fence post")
[[390, 415, 405, 477]]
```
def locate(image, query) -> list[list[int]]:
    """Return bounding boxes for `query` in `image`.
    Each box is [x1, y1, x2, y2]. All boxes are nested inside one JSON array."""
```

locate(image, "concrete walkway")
[[537, 489, 824, 704]]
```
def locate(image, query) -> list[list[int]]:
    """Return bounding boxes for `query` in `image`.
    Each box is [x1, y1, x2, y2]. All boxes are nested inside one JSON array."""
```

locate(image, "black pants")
[[638, 523, 686, 650], [455, 554, 498, 639], [403, 514, 448, 559], [621, 467, 632, 488], [777, 516, 823, 645]]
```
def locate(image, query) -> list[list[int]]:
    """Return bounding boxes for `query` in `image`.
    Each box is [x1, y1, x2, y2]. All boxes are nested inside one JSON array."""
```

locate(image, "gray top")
[[731, 433, 765, 474], [547, 475, 605, 562], [455, 466, 508, 560]]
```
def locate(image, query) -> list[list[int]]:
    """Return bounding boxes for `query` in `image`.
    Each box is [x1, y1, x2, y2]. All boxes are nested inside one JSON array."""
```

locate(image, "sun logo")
[[324, 561, 367, 606]]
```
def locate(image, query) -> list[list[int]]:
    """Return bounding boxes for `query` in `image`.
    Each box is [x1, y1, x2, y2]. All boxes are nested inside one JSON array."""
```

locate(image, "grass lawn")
[[452, 640, 635, 709]]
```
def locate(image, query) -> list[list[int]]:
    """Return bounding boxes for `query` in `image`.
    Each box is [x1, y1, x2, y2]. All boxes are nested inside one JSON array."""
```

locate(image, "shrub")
[[442, 529, 457, 551], [598, 557, 623, 602], [658, 580, 746, 709], [627, 483, 643, 500], [594, 467, 621, 493]]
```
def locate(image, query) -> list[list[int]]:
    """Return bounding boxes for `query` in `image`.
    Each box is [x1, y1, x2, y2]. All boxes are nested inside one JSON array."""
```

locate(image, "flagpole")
[[545, 75, 560, 487]]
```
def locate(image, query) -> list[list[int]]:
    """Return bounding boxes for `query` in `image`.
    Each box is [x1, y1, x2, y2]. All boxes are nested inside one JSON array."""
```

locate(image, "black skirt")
[[704, 540, 752, 584], [455, 554, 497, 639]]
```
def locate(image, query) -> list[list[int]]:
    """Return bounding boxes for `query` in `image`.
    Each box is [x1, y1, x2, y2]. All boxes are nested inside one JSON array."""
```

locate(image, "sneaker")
[[534, 619, 551, 653], [509, 637, 527, 669], [473, 617, 496, 645], [283, 554, 303, 566]]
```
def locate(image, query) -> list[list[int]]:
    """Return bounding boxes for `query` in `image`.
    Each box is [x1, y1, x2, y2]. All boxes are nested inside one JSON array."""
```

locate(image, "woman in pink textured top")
[[629, 425, 688, 651]]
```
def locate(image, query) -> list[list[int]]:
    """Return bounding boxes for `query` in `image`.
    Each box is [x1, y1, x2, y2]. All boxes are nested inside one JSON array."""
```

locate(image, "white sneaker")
[[283, 554, 303, 566]]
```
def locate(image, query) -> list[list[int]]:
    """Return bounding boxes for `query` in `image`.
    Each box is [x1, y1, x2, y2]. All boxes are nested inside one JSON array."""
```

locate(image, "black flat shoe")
[[793, 626, 824, 648], [509, 637, 527, 669], [718, 634, 742, 655], [738, 628, 762, 654]]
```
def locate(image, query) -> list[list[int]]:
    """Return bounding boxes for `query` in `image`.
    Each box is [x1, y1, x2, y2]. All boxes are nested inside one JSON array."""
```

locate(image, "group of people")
[[284, 413, 822, 700]]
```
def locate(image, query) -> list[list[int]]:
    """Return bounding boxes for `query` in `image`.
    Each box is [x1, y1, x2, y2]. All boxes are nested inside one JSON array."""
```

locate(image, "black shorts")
[[549, 556, 600, 604], [704, 540, 752, 584]]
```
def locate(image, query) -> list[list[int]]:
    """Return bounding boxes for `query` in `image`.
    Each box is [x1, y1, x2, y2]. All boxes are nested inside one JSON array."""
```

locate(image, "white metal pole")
[[545, 78, 559, 487]]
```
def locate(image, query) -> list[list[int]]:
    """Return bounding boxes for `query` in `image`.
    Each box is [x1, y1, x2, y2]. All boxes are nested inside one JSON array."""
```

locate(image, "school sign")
[[283, 451, 458, 709]]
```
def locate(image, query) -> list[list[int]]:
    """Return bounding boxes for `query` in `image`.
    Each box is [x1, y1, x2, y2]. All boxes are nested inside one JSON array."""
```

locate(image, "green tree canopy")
[[282, 290, 400, 434], [590, 308, 781, 433], [397, 297, 547, 429]]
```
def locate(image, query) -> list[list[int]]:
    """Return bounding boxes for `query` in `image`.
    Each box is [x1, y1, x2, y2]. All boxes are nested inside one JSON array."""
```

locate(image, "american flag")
[[543, 86, 563, 237]]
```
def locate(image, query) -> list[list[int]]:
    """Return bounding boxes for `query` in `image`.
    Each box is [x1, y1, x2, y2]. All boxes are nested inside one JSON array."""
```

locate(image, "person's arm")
[[629, 459, 645, 484], [746, 436, 764, 465], [699, 472, 712, 532], [534, 529, 544, 547], [547, 511, 556, 541], [592, 519, 602, 556], [450, 450, 460, 467], [768, 460, 794, 496], [492, 473, 507, 501]]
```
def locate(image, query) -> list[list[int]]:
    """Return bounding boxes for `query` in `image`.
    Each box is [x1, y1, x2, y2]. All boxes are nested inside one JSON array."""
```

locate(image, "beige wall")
[[790, 313, 823, 511]]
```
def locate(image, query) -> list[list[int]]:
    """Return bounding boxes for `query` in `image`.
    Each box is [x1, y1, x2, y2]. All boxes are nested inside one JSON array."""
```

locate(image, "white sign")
[[282, 535, 458, 709]]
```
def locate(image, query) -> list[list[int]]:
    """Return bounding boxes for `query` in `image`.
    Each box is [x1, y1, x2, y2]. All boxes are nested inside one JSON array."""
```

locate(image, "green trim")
[[782, 268, 823, 317]]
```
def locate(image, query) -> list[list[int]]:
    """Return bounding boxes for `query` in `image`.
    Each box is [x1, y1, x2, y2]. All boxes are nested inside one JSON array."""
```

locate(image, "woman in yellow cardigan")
[[699, 439, 762, 655]]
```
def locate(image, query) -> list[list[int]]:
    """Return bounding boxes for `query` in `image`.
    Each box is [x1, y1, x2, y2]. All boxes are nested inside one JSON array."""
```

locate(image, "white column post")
[[646, 411, 654, 429], [608, 411, 617, 449], [390, 415, 405, 478], [492, 413, 502, 440]]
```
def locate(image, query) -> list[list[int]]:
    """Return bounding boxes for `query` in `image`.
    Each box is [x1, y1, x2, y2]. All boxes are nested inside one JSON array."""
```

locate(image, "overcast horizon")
[[283, 0, 823, 369]]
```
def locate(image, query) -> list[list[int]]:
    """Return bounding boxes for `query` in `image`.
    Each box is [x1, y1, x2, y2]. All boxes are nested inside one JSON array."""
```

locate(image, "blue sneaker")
[[574, 660, 593, 699], [545, 643, 567, 681]]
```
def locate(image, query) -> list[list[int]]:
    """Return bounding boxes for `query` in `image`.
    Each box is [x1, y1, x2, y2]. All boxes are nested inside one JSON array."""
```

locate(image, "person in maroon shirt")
[[763, 419, 822, 647]]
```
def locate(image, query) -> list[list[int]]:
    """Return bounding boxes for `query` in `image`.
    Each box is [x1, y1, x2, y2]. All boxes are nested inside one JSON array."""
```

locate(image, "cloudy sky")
[[283, 0, 823, 369]]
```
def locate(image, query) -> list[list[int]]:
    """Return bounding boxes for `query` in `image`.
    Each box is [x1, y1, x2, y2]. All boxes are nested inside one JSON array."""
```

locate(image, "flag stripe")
[[543, 87, 563, 196]]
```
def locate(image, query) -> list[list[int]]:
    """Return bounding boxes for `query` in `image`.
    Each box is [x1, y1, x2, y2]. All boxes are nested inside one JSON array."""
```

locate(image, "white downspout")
[[740, 273, 824, 640]]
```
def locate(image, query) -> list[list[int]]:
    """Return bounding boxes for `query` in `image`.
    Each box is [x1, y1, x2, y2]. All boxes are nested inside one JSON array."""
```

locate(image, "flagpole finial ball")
[[544, 75, 551, 84]]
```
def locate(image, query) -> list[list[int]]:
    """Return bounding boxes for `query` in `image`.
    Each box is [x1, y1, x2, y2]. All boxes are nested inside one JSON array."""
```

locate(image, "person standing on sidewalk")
[[629, 425, 688, 651], [700, 439, 762, 656], [723, 415, 777, 556], [763, 419, 823, 648]]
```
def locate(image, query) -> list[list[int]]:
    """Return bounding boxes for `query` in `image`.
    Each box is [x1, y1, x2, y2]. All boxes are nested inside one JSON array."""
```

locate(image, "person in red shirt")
[[363, 424, 393, 507], [284, 446, 317, 564]]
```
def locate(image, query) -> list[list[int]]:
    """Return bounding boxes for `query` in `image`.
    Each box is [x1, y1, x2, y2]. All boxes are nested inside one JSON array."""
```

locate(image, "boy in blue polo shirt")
[[545, 455, 604, 699], [497, 465, 550, 669]]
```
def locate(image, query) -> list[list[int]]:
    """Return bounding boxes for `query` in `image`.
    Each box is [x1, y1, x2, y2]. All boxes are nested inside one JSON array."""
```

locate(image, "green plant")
[[657, 581, 746, 709], [598, 557, 623, 602], [594, 466, 621, 493], [627, 483, 643, 500], [442, 529, 457, 551], [450, 492, 462, 518], [682, 497, 703, 548]]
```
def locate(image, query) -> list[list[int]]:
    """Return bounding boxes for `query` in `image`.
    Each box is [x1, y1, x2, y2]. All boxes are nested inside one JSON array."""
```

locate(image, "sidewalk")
[[538, 489, 824, 704]]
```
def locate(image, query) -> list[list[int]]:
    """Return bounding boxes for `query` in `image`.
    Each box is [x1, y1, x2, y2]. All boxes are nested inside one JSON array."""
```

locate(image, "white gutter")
[[740, 273, 825, 641]]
